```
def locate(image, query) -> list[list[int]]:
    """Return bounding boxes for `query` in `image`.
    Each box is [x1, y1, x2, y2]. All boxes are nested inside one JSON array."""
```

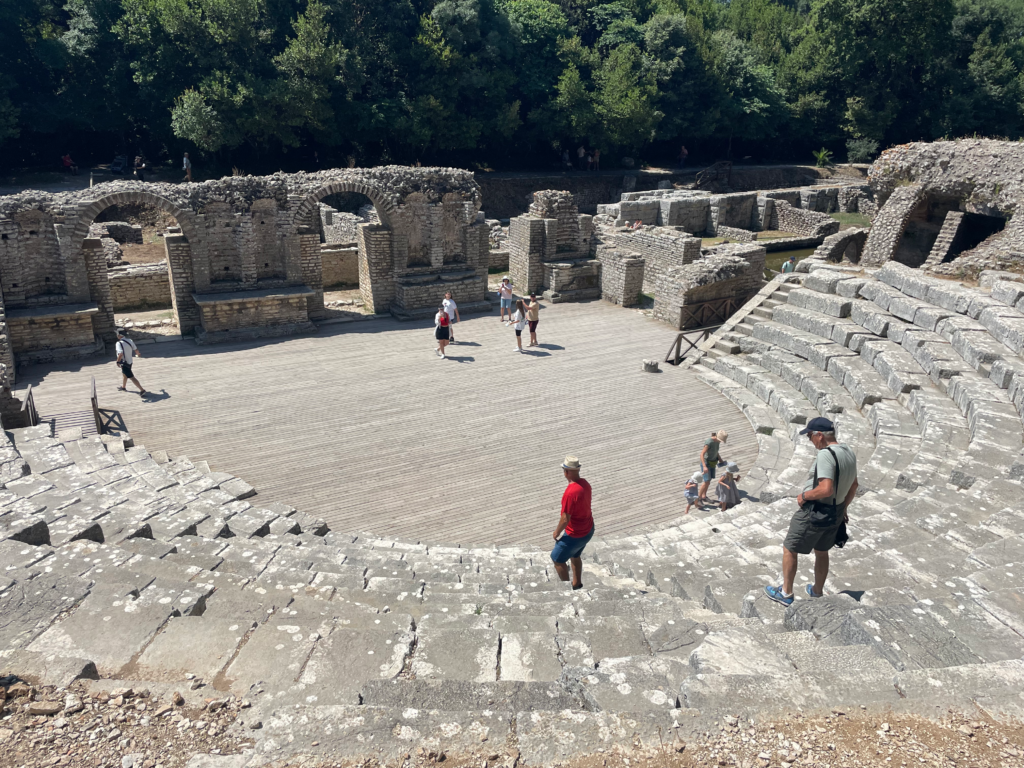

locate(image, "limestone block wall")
[[543, 259, 601, 300], [82, 238, 117, 343], [198, 295, 309, 333], [612, 228, 701, 294], [319, 205, 364, 244], [508, 217, 552, 294], [358, 225, 395, 313], [322, 245, 360, 287], [0, 209, 66, 305], [653, 244, 765, 328], [91, 221, 143, 244], [393, 273, 486, 312], [109, 263, 172, 310], [708, 193, 758, 234], [165, 234, 200, 336], [715, 225, 757, 242], [8, 312, 95, 353], [774, 200, 841, 238], [529, 191, 581, 253], [596, 246, 644, 307]]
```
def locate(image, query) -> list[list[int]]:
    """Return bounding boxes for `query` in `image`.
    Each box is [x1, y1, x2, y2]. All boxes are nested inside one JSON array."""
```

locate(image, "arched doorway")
[[292, 182, 398, 315], [72, 190, 201, 338]]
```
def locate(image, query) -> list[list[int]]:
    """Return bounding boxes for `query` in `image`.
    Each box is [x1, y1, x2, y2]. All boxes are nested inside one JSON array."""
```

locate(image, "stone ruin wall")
[[652, 244, 766, 328], [865, 139, 1024, 275], [0, 166, 489, 353], [108, 263, 172, 311]]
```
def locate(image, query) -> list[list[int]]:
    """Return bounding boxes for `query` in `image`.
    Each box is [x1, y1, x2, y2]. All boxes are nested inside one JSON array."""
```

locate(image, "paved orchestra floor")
[[20, 300, 758, 546]]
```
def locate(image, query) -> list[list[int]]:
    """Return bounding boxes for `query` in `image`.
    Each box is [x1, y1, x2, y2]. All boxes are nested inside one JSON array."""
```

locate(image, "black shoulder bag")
[[810, 446, 849, 547]]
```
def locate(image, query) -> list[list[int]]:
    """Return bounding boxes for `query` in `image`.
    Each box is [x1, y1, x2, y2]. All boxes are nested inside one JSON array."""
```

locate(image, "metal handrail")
[[20, 385, 39, 427]]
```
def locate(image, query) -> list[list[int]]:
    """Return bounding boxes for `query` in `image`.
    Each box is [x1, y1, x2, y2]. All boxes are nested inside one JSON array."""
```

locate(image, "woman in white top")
[[510, 299, 528, 353], [498, 277, 514, 323]]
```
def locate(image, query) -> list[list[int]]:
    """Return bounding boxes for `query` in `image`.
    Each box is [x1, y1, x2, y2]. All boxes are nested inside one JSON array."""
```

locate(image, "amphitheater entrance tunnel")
[[893, 193, 963, 267]]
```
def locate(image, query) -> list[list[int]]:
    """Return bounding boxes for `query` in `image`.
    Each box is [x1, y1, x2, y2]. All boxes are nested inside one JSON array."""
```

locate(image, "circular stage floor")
[[23, 301, 758, 546]]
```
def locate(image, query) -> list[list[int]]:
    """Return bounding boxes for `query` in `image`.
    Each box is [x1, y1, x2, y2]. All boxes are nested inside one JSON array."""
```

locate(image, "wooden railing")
[[666, 328, 713, 365], [91, 376, 105, 435], [679, 296, 738, 329], [20, 385, 39, 427]]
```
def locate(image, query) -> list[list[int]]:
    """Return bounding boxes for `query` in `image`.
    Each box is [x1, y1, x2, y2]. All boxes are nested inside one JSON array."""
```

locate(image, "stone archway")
[[71, 190, 201, 339], [291, 181, 400, 315]]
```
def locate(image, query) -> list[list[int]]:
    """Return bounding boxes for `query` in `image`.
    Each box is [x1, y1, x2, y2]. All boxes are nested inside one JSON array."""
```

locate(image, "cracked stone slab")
[[411, 627, 499, 682], [360, 679, 582, 712], [249, 705, 513, 766], [295, 627, 414, 704], [0, 572, 92, 649]]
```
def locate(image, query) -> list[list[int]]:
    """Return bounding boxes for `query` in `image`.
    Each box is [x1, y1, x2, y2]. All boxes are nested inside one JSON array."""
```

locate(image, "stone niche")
[[508, 191, 600, 303]]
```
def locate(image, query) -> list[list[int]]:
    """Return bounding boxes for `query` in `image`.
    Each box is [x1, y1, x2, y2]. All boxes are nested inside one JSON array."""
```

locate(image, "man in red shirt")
[[551, 456, 594, 590]]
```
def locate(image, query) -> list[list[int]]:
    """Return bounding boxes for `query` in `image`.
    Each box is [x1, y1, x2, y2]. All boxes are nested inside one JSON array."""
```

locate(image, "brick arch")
[[71, 190, 198, 244], [291, 181, 397, 232]]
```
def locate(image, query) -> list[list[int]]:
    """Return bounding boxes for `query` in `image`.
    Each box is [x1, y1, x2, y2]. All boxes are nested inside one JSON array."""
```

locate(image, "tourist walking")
[[183, 152, 193, 182], [434, 304, 451, 358], [551, 456, 594, 590], [577, 145, 586, 170], [715, 462, 742, 510], [684, 471, 702, 514], [525, 293, 541, 346], [115, 330, 147, 395], [443, 291, 460, 344], [697, 430, 727, 507], [498, 277, 514, 322], [677, 145, 689, 168], [765, 417, 858, 606], [134, 155, 147, 182], [592, 148, 600, 171], [510, 299, 528, 352], [62, 153, 78, 175], [782, 256, 796, 273]]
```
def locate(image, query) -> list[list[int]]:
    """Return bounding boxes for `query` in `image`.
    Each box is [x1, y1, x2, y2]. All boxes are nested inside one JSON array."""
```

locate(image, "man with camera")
[[765, 417, 858, 606]]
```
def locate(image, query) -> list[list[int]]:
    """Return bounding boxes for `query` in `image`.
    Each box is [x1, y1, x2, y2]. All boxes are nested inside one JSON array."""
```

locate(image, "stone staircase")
[[3, 262, 1024, 765]]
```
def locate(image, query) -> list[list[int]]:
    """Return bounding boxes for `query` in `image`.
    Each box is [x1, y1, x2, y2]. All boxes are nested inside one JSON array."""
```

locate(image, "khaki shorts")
[[783, 506, 842, 555]]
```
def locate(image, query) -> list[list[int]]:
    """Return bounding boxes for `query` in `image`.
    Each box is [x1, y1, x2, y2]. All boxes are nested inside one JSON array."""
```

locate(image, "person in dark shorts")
[[525, 293, 541, 347], [115, 329, 147, 394], [697, 430, 728, 507], [551, 456, 594, 590], [765, 417, 858, 606], [434, 304, 451, 358]]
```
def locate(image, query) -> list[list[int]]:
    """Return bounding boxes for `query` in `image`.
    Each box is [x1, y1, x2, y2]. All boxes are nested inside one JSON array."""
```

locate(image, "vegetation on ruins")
[[3, 0, 1024, 172]]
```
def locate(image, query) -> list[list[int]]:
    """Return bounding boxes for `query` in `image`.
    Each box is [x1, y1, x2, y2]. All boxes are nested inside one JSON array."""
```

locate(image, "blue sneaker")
[[764, 585, 794, 606], [806, 584, 823, 598]]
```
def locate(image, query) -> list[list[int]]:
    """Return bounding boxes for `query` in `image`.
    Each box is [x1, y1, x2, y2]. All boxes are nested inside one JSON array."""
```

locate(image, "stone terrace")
[[3, 267, 1024, 767], [18, 301, 758, 546]]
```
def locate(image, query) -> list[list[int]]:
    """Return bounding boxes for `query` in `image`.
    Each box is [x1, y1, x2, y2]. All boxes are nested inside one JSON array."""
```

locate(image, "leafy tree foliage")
[[2, 0, 1024, 170]]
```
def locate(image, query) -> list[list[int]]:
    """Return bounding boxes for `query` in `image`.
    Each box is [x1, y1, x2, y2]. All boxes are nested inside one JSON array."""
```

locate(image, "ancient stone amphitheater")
[[2, 144, 1024, 768]]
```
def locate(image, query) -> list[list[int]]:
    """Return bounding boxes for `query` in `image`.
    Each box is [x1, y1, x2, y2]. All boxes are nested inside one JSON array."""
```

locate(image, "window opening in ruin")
[[93, 201, 179, 315]]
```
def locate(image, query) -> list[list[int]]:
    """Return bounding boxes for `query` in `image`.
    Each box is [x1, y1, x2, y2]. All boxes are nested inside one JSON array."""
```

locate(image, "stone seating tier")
[[3, 263, 1024, 765]]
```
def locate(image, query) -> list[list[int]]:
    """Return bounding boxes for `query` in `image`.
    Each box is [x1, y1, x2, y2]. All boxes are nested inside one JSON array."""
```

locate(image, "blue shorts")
[[500, 297, 513, 309], [551, 527, 594, 563], [702, 462, 717, 483]]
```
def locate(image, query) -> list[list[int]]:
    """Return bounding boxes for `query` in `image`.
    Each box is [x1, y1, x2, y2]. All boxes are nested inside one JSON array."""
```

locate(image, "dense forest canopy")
[[3, 0, 1024, 172]]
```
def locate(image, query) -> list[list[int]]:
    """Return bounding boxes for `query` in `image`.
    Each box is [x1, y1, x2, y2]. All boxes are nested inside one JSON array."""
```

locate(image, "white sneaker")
[[513, 347, 522, 352]]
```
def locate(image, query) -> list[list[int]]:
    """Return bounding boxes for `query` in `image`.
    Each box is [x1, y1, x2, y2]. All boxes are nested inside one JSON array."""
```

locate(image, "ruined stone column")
[[164, 234, 201, 337], [508, 216, 548, 294], [358, 224, 395, 314], [82, 237, 117, 344], [298, 227, 326, 319]]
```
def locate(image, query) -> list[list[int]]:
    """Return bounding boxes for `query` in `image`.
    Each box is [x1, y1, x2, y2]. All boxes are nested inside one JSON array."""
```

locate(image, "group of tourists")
[[433, 277, 540, 357], [683, 430, 740, 513], [560, 415, 858, 605]]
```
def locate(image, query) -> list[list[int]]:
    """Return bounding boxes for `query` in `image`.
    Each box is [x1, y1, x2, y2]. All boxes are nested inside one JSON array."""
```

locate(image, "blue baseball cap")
[[799, 416, 835, 435]]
